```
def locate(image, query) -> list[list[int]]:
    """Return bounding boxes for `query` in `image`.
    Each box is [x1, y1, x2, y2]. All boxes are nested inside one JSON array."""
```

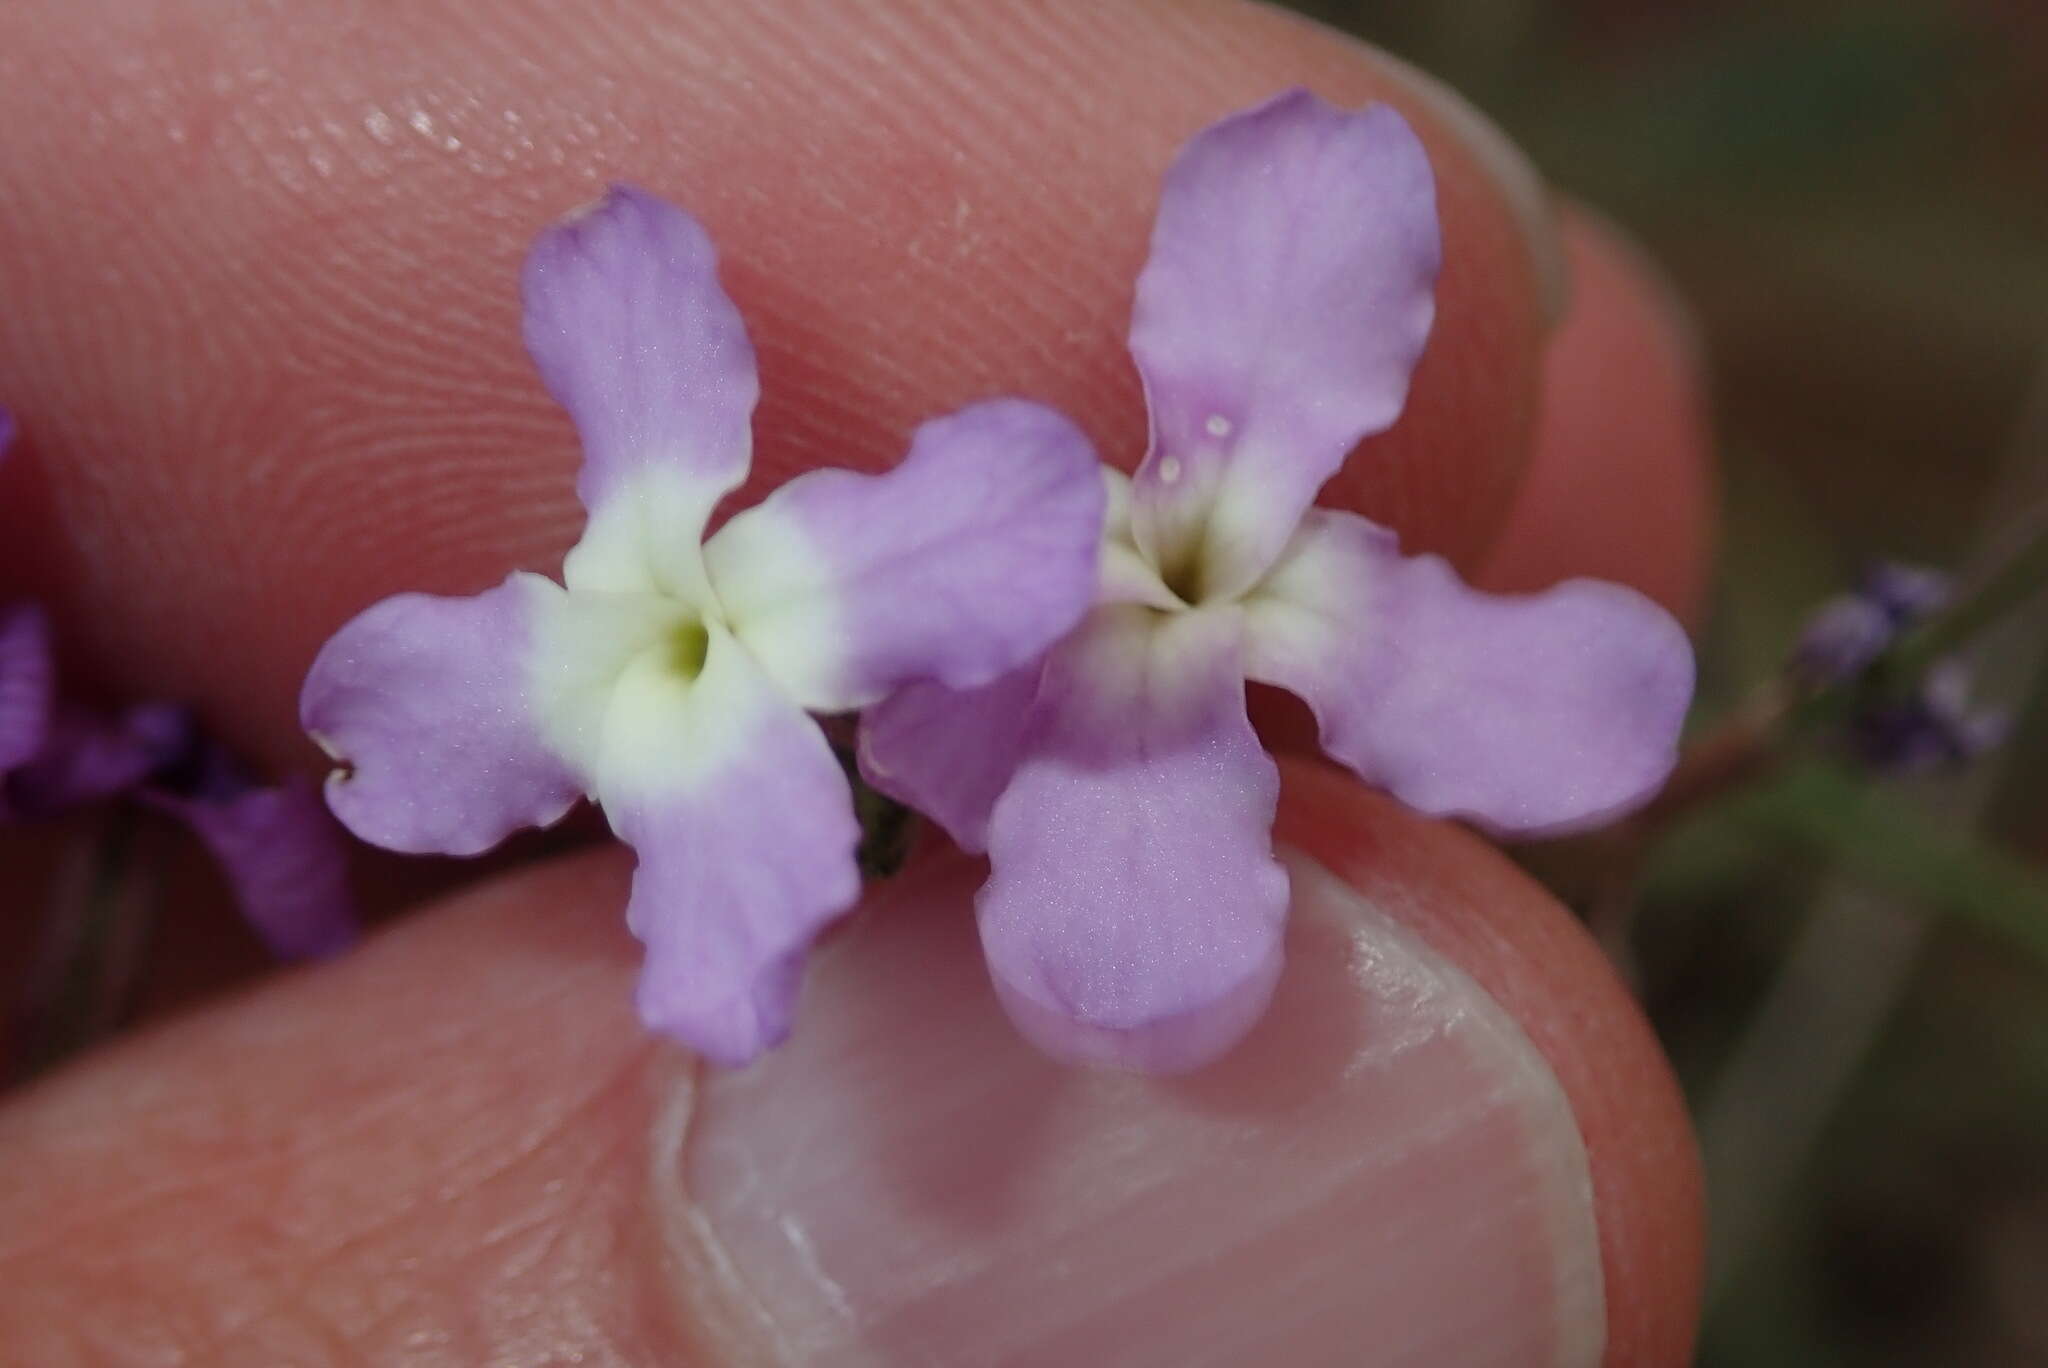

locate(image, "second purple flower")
[[861, 91, 1696, 1073]]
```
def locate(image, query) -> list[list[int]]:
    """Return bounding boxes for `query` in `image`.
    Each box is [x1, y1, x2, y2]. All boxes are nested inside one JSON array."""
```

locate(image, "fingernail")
[[669, 851, 1606, 1366], [1370, 52, 1572, 331]]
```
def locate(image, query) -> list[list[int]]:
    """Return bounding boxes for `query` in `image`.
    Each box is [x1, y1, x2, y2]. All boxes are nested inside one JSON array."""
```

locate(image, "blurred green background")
[[1288, 2, 2048, 1363]]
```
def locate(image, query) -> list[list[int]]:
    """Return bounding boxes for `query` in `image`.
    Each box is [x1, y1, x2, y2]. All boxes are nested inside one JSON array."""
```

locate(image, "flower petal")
[[856, 662, 1042, 854], [300, 574, 583, 856], [704, 399, 1105, 713], [1127, 91, 1440, 600], [2, 702, 177, 821], [136, 714, 357, 958], [143, 776, 358, 961], [523, 186, 758, 599], [1849, 658, 2007, 775], [0, 602, 55, 778], [1244, 510, 1694, 835], [979, 605, 1287, 1073], [1790, 594, 1891, 682], [594, 627, 860, 1065], [1861, 562, 1951, 621]]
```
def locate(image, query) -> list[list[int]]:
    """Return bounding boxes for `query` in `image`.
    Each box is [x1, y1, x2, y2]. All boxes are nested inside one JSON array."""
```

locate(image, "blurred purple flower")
[[0, 414, 354, 958], [1794, 562, 2007, 773], [1792, 563, 1950, 682], [861, 92, 1696, 1074], [300, 188, 1104, 1065]]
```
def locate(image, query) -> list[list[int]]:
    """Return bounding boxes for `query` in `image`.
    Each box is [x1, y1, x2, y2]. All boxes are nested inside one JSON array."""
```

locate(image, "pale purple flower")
[[300, 187, 1105, 1065], [1792, 562, 1951, 683], [0, 410, 353, 958], [861, 91, 1696, 1073]]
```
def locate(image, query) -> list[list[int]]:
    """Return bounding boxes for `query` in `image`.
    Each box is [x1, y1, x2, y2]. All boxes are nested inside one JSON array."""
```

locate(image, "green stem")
[[1748, 763, 2048, 968], [12, 808, 153, 1084], [1637, 500, 2048, 837]]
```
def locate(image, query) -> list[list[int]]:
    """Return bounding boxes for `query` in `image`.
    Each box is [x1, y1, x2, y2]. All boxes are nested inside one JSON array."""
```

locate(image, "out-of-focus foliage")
[[1289, 3, 2048, 1362]]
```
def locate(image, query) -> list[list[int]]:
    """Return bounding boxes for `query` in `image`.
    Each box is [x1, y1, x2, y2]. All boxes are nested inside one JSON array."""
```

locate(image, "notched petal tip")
[[528, 182, 694, 261], [299, 576, 583, 857], [553, 181, 655, 230], [306, 729, 353, 779]]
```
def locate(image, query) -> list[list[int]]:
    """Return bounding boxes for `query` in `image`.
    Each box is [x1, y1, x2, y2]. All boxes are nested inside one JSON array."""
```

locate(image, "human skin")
[[0, 2, 1711, 1363]]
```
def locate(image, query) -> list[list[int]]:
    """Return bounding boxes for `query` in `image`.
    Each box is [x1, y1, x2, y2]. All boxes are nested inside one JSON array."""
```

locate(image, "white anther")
[[1158, 456, 1183, 484], [1204, 414, 1232, 439]]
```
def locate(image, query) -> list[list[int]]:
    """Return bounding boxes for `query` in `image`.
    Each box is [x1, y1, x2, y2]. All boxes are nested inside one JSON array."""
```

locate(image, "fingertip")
[[1276, 760, 1705, 1367], [0, 0, 1556, 769], [0, 755, 1702, 1364], [1476, 204, 1717, 627]]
